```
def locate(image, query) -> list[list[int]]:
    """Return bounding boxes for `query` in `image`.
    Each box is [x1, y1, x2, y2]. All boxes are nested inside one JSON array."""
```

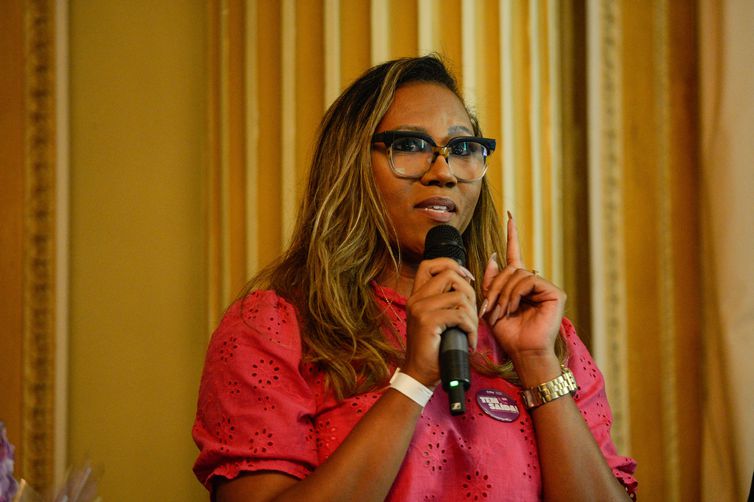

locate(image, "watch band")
[[520, 366, 578, 410]]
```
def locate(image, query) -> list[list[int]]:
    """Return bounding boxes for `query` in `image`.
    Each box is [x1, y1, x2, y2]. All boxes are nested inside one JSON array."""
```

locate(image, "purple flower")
[[0, 422, 18, 502]]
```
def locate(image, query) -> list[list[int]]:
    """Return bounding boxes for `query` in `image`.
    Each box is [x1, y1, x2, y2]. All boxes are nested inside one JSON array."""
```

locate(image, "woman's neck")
[[377, 261, 418, 298]]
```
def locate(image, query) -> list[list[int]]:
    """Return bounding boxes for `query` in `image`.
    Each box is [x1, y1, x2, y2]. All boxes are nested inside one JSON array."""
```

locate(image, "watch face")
[[521, 390, 541, 409]]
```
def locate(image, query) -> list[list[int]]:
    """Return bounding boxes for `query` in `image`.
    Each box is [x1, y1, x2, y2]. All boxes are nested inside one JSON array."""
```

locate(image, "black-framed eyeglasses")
[[372, 130, 496, 182]]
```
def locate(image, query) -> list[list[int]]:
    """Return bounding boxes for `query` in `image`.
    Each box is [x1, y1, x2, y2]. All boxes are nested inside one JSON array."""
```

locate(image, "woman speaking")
[[192, 55, 637, 501]]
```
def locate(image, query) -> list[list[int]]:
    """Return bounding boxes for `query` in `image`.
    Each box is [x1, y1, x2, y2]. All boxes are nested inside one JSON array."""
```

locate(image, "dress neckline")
[[370, 281, 407, 307]]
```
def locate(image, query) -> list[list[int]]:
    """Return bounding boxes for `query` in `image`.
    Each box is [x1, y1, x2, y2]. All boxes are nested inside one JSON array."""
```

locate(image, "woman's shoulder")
[[210, 289, 303, 356], [236, 289, 299, 323]]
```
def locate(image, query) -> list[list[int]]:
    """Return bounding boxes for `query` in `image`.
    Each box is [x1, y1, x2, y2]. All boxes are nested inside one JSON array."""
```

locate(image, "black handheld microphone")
[[423, 224, 471, 415]]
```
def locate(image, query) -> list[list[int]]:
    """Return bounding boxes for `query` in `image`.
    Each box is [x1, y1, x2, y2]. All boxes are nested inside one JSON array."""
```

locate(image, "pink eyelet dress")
[[192, 286, 638, 500]]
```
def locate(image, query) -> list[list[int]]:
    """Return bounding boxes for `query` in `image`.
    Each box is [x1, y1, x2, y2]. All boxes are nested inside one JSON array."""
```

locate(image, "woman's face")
[[372, 82, 483, 263]]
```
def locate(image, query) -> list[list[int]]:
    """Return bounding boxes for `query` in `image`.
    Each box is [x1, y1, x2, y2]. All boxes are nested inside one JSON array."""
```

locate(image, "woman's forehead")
[[378, 82, 473, 135]]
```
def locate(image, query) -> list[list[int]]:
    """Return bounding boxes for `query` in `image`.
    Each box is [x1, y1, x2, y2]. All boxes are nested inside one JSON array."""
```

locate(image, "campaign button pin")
[[476, 389, 520, 422]]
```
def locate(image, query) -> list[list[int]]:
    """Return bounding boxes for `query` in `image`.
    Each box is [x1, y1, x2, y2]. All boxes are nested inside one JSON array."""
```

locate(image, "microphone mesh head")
[[423, 225, 467, 266]]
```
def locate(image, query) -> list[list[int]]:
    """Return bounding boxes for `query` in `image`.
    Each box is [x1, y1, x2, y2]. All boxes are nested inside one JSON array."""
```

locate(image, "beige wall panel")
[[0, 0, 26, 468], [69, 2, 207, 500]]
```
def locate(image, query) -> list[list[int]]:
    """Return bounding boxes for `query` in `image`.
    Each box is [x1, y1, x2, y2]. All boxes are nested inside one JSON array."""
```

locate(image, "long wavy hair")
[[244, 55, 566, 399]]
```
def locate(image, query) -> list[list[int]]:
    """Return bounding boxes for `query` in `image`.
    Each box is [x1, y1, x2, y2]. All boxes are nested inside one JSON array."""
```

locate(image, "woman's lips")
[[415, 197, 456, 222]]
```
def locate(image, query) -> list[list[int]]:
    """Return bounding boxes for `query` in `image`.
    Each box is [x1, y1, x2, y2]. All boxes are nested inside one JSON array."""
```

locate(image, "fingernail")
[[478, 298, 489, 318], [507, 210, 513, 220], [489, 304, 502, 325], [460, 265, 476, 282], [506, 302, 517, 317], [487, 252, 498, 268]]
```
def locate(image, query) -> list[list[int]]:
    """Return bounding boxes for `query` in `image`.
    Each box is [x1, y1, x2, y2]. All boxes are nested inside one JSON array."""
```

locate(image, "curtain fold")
[[208, 0, 573, 330], [208, 1, 724, 500], [699, 0, 754, 499], [587, 1, 702, 499]]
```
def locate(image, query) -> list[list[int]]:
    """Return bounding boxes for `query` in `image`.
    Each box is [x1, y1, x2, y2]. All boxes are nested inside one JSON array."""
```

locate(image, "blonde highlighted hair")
[[244, 55, 566, 399]]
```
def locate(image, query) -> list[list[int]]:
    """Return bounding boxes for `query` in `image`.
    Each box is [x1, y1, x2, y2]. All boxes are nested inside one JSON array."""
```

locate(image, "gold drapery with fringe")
[[208, 1, 703, 500], [207, 0, 582, 333]]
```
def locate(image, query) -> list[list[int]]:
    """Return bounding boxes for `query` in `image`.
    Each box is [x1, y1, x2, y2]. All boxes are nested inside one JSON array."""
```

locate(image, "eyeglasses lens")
[[390, 137, 488, 180]]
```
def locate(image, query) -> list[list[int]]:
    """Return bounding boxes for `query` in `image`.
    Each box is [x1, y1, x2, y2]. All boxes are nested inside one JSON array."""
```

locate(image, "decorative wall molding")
[[23, 0, 57, 493], [588, 0, 701, 497], [588, 0, 630, 453]]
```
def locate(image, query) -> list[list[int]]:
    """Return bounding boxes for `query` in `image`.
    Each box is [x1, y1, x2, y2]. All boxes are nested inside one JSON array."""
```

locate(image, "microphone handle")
[[440, 327, 471, 415]]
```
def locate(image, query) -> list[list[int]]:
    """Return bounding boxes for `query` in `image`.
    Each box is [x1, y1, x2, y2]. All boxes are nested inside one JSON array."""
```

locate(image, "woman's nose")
[[421, 152, 458, 187]]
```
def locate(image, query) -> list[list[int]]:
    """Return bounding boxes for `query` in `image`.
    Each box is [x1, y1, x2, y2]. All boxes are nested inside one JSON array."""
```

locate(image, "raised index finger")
[[506, 210, 524, 268]]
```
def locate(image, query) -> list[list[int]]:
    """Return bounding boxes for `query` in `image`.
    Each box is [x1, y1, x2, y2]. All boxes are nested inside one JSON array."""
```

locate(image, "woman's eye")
[[451, 141, 473, 156], [451, 141, 483, 156], [393, 137, 428, 153]]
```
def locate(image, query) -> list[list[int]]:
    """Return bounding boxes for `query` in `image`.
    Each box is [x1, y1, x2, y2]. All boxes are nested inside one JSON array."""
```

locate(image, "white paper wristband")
[[389, 368, 434, 407]]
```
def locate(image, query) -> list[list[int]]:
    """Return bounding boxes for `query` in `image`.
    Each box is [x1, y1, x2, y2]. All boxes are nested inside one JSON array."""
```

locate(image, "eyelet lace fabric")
[[192, 288, 638, 500]]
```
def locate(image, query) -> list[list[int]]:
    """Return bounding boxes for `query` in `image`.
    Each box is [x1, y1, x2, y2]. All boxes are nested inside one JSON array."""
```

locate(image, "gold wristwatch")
[[520, 366, 578, 410]]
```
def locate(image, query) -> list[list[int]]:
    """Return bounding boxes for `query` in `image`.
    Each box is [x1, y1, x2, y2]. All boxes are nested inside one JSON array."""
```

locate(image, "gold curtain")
[[208, 1, 704, 500], [207, 0, 578, 330], [587, 1, 701, 500], [0, 2, 709, 498], [699, 1, 753, 500]]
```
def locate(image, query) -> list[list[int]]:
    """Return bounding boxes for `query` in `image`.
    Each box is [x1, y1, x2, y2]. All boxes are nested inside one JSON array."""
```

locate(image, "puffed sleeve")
[[563, 318, 639, 499], [192, 290, 319, 491]]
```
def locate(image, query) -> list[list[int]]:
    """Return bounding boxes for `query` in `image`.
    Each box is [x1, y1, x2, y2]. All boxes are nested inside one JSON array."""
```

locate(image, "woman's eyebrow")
[[390, 125, 475, 136], [391, 125, 428, 133], [448, 125, 474, 135]]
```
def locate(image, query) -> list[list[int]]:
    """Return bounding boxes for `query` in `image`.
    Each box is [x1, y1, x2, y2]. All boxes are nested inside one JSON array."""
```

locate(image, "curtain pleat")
[[208, 2, 706, 500]]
